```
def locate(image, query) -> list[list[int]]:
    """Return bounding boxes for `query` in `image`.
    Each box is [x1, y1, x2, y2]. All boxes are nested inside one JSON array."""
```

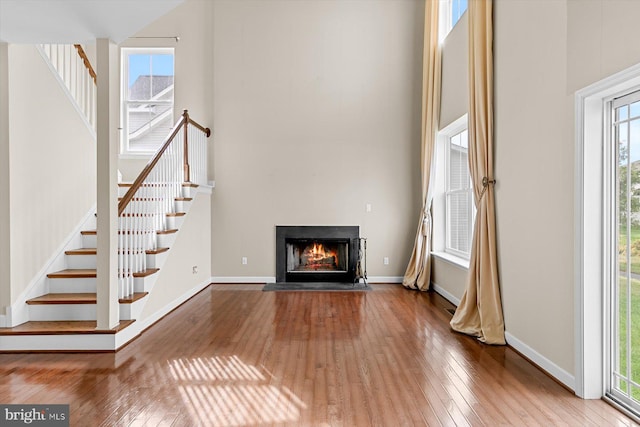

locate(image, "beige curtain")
[[402, 0, 441, 291], [450, 0, 505, 344]]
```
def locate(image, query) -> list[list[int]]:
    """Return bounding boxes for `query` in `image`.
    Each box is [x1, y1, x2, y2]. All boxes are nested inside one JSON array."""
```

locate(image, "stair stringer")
[[7, 204, 97, 328]]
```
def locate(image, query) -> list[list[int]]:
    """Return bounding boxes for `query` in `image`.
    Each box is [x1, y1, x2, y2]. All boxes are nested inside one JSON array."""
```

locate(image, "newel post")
[[183, 109, 190, 183]]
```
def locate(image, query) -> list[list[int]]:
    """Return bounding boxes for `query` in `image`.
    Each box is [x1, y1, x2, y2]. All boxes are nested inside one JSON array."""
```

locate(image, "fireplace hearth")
[[276, 226, 359, 283]]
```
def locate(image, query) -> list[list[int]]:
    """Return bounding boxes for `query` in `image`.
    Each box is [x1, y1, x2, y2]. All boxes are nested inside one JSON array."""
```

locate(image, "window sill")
[[431, 251, 469, 269]]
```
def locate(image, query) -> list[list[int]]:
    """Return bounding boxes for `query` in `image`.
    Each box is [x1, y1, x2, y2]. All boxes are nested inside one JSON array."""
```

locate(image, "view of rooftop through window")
[[451, 0, 468, 27]]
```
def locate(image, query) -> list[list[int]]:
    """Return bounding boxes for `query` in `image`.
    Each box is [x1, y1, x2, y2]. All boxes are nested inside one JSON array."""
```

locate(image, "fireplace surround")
[[275, 225, 359, 283]]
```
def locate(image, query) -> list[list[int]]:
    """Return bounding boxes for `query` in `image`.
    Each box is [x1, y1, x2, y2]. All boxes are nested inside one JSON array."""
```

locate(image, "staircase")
[[0, 45, 211, 351], [0, 180, 203, 351]]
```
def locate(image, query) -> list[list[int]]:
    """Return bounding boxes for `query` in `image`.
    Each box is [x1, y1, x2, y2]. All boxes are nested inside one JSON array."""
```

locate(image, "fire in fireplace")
[[276, 226, 359, 283], [287, 240, 348, 273]]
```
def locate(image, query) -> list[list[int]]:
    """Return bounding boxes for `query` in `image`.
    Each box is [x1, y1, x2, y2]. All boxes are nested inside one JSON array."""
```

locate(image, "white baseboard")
[[0, 314, 6, 328], [432, 282, 461, 306], [505, 331, 575, 391], [367, 276, 403, 283], [211, 276, 275, 284]]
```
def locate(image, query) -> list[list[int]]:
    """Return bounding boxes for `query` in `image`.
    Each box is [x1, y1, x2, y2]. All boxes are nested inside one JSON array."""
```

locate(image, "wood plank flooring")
[[0, 284, 636, 426]]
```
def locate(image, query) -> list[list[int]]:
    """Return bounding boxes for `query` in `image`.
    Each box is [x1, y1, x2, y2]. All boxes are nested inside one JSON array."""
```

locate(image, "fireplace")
[[276, 226, 359, 283]]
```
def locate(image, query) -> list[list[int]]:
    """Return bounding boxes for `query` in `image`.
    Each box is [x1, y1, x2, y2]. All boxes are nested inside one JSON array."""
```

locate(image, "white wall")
[[140, 191, 211, 319], [0, 42, 10, 315], [118, 0, 214, 183], [211, 0, 424, 279], [8, 45, 96, 304]]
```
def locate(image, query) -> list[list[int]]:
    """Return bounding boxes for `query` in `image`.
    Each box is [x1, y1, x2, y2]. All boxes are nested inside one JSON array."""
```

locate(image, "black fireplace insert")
[[275, 225, 359, 283]]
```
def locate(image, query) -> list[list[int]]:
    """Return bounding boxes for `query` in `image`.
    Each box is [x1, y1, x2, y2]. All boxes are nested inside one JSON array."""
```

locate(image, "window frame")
[[120, 47, 175, 157], [432, 114, 473, 266], [444, 127, 474, 259]]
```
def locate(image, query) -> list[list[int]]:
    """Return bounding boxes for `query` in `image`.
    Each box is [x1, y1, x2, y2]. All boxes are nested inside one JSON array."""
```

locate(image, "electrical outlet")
[[366, 203, 372, 212], [383, 257, 389, 265], [242, 257, 248, 265], [192, 266, 198, 274]]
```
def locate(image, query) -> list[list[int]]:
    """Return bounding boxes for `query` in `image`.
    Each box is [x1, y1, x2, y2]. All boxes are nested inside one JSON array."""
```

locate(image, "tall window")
[[439, 0, 468, 42], [608, 89, 640, 416], [446, 128, 473, 258], [121, 48, 175, 155]]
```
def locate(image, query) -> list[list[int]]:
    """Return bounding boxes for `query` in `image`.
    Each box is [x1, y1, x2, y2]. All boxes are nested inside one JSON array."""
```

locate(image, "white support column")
[[0, 42, 11, 325], [96, 39, 119, 330]]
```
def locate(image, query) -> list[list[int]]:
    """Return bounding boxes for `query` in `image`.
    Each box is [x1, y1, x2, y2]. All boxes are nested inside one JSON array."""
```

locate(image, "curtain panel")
[[402, 0, 441, 291], [449, 0, 506, 345]]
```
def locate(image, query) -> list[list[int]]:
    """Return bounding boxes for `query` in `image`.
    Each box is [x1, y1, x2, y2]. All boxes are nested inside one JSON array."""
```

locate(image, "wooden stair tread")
[[175, 197, 193, 202], [0, 320, 135, 335], [47, 268, 159, 279], [166, 212, 186, 217], [26, 292, 149, 305], [133, 268, 159, 278], [146, 247, 169, 255], [156, 229, 178, 235], [27, 293, 97, 304], [47, 269, 96, 278], [65, 248, 169, 255], [183, 182, 199, 188], [65, 248, 97, 255]]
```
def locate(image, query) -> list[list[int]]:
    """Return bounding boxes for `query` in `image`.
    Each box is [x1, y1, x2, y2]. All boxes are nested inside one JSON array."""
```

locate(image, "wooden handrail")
[[117, 110, 211, 216], [73, 44, 97, 85]]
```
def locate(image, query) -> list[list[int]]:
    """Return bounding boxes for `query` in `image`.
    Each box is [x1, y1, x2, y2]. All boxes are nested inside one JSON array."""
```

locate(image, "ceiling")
[[0, 0, 184, 44]]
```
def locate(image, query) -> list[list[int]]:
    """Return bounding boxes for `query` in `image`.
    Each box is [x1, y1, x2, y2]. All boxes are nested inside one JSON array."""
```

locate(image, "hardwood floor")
[[0, 283, 636, 426]]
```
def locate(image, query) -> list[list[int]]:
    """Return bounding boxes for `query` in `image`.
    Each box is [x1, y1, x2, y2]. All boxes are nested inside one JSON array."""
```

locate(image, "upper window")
[[121, 48, 175, 156], [439, 0, 468, 42]]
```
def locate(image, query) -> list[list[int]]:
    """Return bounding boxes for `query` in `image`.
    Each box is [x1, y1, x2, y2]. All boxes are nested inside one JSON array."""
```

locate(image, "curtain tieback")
[[479, 176, 496, 200]]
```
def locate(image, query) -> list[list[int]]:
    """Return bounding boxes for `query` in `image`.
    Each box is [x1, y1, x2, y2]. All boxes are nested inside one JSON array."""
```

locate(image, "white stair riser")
[[82, 234, 97, 248], [66, 254, 96, 270], [119, 298, 146, 320], [147, 251, 169, 269], [0, 334, 117, 352], [175, 200, 192, 212], [49, 277, 96, 293], [157, 233, 177, 248], [29, 304, 96, 321], [166, 216, 185, 230]]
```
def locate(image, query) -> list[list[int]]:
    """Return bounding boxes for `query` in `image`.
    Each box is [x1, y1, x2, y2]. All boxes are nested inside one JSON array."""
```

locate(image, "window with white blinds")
[[446, 129, 474, 258]]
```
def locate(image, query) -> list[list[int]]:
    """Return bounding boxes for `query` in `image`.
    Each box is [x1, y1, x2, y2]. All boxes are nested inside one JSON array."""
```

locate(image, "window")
[[432, 115, 474, 265], [439, 0, 468, 42], [121, 48, 175, 156], [445, 128, 473, 257]]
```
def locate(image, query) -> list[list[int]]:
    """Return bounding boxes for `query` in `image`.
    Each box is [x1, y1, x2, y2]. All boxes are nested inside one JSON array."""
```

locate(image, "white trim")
[[36, 45, 96, 140], [506, 331, 575, 391], [432, 282, 461, 306], [431, 251, 470, 269], [9, 204, 97, 327], [367, 276, 403, 283], [211, 276, 276, 284], [575, 61, 640, 399]]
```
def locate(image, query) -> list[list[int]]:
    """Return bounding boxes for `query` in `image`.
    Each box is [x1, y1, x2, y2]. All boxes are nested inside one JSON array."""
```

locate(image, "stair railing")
[[39, 44, 97, 132], [117, 110, 210, 298]]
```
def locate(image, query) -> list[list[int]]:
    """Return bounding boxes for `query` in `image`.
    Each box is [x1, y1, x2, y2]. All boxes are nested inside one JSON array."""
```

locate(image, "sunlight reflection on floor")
[[169, 355, 306, 426]]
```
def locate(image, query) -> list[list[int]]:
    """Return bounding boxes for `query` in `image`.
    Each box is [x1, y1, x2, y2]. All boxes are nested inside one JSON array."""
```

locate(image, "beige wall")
[[118, 0, 214, 183], [141, 191, 211, 319], [211, 0, 424, 279], [449, 0, 640, 378], [494, 0, 573, 373], [0, 42, 10, 314], [8, 45, 96, 304]]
